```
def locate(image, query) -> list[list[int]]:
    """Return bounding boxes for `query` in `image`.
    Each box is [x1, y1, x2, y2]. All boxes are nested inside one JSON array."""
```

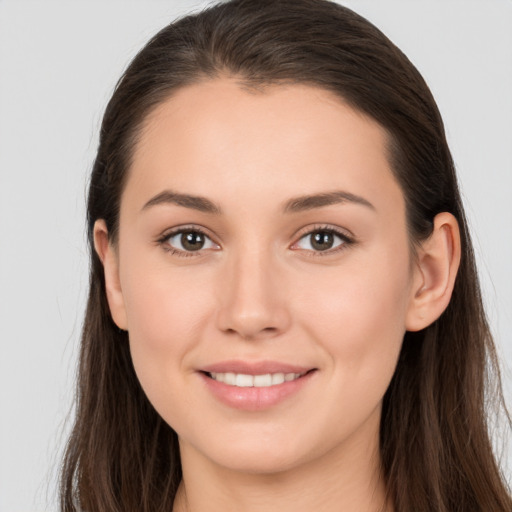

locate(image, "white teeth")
[[235, 374, 254, 387], [224, 372, 236, 385], [272, 373, 285, 385], [209, 371, 303, 387], [254, 374, 272, 387]]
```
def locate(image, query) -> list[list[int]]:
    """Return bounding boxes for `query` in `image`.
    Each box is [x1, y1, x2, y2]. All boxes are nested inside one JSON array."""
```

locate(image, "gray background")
[[0, 1, 510, 510]]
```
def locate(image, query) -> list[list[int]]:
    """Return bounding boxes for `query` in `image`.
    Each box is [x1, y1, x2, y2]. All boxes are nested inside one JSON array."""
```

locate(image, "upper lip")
[[200, 360, 315, 375]]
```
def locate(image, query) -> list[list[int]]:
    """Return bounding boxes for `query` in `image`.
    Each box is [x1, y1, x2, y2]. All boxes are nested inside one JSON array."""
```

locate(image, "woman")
[[60, 0, 511, 510]]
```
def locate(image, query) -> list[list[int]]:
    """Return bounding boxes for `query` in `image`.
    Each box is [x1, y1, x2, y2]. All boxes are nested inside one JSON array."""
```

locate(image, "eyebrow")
[[282, 190, 375, 213], [141, 190, 222, 214], [141, 189, 375, 215]]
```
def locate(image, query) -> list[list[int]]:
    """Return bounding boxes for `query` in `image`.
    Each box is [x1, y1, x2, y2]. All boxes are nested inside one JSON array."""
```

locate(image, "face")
[[102, 78, 422, 475]]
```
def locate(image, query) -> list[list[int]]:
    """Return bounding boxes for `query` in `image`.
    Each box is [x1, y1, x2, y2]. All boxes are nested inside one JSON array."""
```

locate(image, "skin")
[[94, 78, 460, 512]]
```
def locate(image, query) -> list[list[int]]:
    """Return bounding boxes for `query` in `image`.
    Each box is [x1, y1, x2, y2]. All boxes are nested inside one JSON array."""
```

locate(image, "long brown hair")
[[60, 1, 511, 510]]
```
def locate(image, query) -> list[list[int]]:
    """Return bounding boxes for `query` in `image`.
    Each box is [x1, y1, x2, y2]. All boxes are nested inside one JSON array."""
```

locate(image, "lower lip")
[[199, 371, 316, 411]]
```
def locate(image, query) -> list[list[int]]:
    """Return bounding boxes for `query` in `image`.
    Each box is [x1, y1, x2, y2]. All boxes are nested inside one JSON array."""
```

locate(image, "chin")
[[213, 449, 306, 475], [180, 427, 324, 476]]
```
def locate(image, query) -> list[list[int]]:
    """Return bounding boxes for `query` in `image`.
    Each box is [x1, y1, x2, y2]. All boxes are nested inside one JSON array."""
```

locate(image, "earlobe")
[[93, 219, 128, 330], [405, 212, 461, 332]]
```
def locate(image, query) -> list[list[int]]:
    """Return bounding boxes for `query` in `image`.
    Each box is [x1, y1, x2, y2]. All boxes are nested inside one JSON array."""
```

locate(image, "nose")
[[215, 247, 291, 341]]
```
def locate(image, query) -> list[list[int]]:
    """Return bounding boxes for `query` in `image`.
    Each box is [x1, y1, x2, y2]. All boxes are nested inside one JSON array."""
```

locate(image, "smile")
[[208, 372, 305, 387], [200, 364, 317, 411]]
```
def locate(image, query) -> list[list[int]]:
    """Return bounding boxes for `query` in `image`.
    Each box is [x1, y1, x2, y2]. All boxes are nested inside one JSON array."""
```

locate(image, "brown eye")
[[293, 228, 350, 254], [163, 229, 219, 254], [310, 231, 335, 251], [181, 231, 205, 251]]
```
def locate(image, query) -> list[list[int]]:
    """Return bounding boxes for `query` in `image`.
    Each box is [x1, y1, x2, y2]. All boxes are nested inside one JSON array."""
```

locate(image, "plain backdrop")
[[0, 1, 511, 510]]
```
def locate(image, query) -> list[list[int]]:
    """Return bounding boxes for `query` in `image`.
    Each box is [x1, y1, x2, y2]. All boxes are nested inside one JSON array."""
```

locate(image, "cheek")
[[294, 251, 411, 385], [122, 246, 215, 339], [286, 257, 411, 445], [119, 253, 216, 406]]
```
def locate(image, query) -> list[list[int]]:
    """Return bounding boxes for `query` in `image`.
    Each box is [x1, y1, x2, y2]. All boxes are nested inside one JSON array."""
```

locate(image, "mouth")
[[198, 363, 317, 410], [204, 371, 309, 388]]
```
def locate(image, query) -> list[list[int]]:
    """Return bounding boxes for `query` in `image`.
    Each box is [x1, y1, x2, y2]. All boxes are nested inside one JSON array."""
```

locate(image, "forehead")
[[124, 78, 403, 217]]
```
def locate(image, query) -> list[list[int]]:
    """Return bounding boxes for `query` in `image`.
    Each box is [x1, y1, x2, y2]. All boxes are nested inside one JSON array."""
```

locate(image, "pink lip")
[[200, 360, 313, 375], [198, 360, 317, 411]]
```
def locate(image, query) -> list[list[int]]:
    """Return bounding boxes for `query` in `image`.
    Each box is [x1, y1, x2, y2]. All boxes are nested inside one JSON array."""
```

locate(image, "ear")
[[93, 219, 128, 330], [405, 212, 461, 332]]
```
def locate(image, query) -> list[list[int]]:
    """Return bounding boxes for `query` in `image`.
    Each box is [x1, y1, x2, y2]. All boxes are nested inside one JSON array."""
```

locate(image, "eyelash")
[[293, 224, 355, 257], [156, 224, 355, 258], [157, 226, 214, 258]]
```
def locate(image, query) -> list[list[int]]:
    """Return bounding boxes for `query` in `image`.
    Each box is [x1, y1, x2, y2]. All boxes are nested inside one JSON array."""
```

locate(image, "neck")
[[172, 410, 391, 512]]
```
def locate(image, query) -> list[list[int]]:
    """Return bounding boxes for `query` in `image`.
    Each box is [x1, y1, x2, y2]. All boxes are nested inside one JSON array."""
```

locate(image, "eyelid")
[[290, 224, 355, 256], [157, 225, 220, 257], [156, 223, 355, 258]]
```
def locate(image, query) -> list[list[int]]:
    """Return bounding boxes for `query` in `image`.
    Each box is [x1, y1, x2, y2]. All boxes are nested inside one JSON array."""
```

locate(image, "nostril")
[[215, 289, 292, 340], [224, 325, 281, 341]]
